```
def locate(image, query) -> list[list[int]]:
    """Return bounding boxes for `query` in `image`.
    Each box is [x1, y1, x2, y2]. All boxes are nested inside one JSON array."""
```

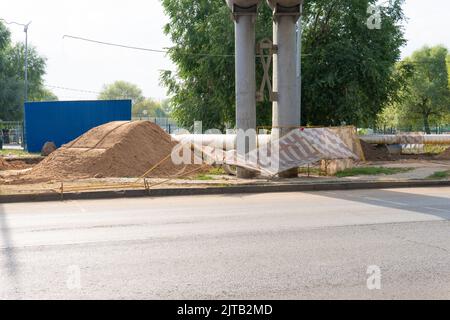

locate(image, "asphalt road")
[[1, 187, 449, 300]]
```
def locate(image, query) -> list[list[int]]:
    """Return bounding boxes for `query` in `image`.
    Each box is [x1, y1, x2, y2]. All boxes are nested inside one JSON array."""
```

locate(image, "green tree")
[[32, 88, 58, 102], [302, 0, 406, 127], [5, 42, 57, 103], [161, 0, 406, 130], [447, 54, 450, 90], [160, 99, 172, 116], [399, 46, 450, 134], [133, 98, 167, 118], [161, 0, 236, 131], [0, 21, 56, 120], [376, 103, 400, 130], [98, 81, 144, 104], [376, 60, 415, 131], [0, 22, 22, 121]]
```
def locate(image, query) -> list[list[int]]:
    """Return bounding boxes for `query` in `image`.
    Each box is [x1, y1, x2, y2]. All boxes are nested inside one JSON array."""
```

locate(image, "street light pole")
[[0, 19, 31, 102], [24, 22, 31, 103], [22, 22, 31, 150], [23, 22, 31, 150]]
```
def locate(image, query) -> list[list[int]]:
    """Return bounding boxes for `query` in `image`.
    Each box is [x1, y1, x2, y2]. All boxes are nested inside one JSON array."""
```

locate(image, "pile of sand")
[[0, 156, 9, 170], [13, 121, 208, 183], [436, 147, 450, 160]]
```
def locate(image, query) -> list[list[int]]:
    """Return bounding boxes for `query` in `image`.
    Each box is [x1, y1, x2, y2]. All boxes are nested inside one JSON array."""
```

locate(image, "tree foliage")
[[32, 87, 58, 102], [399, 46, 450, 133], [301, 0, 406, 127], [5, 43, 52, 102], [0, 22, 22, 121], [161, 0, 406, 130], [0, 21, 56, 121], [161, 0, 236, 131], [99, 81, 170, 118], [98, 80, 145, 104], [133, 98, 168, 118], [376, 102, 400, 129], [447, 54, 450, 90]]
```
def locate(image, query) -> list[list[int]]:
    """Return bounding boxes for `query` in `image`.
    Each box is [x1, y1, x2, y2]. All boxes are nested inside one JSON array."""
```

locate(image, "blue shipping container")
[[25, 100, 132, 153]]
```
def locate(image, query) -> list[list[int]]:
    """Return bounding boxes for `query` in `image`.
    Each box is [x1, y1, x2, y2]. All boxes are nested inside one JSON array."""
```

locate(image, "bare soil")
[[2, 121, 209, 184], [360, 141, 392, 161], [5, 160, 33, 170], [436, 147, 450, 160], [360, 140, 439, 161], [0, 157, 9, 170]]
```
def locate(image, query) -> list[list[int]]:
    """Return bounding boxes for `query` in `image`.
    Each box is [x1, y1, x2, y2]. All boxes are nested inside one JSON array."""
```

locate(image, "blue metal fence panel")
[[25, 100, 132, 153]]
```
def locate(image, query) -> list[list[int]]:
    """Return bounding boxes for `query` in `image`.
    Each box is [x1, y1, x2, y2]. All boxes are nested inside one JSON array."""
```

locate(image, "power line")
[[45, 84, 101, 95], [62, 35, 235, 57], [62, 34, 313, 58], [62, 35, 168, 54], [44, 84, 165, 101]]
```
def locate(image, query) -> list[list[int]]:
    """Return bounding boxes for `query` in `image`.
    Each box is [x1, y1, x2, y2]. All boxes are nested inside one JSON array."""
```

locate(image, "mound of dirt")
[[0, 156, 9, 170], [360, 140, 392, 161], [436, 147, 450, 160], [7, 160, 34, 170], [13, 121, 208, 183]]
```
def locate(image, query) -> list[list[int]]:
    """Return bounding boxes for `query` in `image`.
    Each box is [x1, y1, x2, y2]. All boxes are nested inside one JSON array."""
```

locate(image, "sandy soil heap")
[[0, 156, 9, 170], [16, 121, 207, 182]]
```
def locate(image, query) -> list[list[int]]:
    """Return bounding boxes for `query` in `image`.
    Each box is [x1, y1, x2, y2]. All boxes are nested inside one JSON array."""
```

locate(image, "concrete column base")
[[321, 159, 354, 176], [237, 167, 257, 179]]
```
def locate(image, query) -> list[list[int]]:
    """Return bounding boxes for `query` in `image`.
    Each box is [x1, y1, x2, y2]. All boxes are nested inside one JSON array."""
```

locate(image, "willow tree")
[[400, 46, 450, 134]]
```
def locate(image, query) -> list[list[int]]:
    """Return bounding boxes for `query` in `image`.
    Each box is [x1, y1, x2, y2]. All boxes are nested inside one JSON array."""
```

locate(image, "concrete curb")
[[1, 179, 450, 204]]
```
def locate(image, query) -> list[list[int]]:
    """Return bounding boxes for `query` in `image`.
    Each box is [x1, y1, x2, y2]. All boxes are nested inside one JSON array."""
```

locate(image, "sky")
[[0, 0, 449, 101]]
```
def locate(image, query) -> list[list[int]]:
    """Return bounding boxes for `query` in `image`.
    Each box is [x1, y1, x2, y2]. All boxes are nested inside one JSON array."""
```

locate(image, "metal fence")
[[0, 121, 23, 146], [1, 118, 179, 149], [373, 125, 450, 135], [132, 117, 179, 134]]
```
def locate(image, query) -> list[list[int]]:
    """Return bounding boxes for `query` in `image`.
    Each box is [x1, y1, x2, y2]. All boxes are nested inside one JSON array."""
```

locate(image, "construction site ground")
[[1, 121, 449, 199], [1, 159, 449, 197]]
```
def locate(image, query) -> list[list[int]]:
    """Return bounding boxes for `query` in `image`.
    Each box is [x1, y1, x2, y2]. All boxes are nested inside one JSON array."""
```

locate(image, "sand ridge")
[[0, 156, 9, 170], [13, 121, 208, 183]]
